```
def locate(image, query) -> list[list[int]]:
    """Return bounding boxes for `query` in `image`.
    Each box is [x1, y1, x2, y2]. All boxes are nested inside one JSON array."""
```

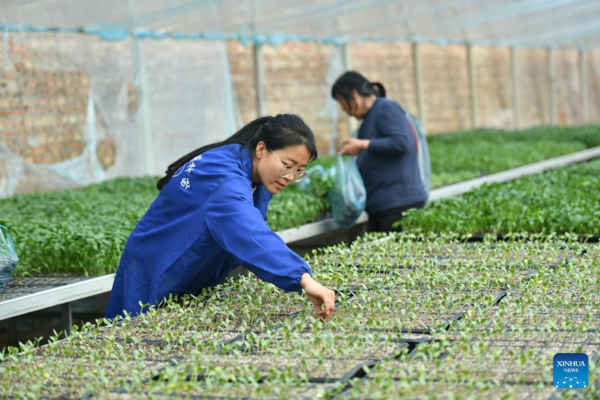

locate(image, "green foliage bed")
[[427, 125, 600, 187], [403, 158, 600, 235], [1, 125, 598, 276]]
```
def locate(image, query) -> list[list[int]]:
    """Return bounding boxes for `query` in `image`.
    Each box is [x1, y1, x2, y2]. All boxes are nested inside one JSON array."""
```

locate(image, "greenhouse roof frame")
[[1, 0, 599, 49]]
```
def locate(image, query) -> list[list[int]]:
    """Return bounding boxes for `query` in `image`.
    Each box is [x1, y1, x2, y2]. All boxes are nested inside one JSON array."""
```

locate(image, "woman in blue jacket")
[[332, 71, 428, 232], [106, 115, 335, 320]]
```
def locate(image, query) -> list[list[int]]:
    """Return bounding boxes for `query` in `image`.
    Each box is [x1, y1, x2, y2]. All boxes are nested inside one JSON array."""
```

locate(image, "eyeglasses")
[[268, 148, 309, 183]]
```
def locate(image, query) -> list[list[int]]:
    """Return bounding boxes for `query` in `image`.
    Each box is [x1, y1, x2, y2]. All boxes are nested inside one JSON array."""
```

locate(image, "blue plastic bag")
[[329, 155, 367, 228], [0, 225, 18, 290], [405, 111, 431, 194]]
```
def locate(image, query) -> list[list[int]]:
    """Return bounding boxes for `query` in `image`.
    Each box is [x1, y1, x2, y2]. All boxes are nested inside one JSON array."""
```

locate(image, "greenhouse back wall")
[[1, 28, 600, 196]]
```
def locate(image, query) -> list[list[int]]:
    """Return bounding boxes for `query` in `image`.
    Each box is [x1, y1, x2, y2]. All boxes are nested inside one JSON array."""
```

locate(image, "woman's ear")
[[255, 141, 266, 160]]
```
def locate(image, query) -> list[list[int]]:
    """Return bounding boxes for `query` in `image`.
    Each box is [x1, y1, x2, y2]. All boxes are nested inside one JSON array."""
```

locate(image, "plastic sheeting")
[[0, 29, 241, 197], [1, 0, 598, 197], [0, 225, 18, 290], [1, 0, 599, 49]]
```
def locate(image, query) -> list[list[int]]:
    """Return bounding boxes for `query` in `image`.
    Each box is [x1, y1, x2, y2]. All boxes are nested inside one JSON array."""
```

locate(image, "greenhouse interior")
[[1, 0, 600, 398]]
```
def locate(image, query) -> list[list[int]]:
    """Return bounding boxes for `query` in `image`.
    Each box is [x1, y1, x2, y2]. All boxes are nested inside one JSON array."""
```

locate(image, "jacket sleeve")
[[367, 102, 414, 157], [205, 177, 312, 292]]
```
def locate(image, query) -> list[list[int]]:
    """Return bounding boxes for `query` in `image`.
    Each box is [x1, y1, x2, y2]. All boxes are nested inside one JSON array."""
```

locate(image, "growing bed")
[[2, 234, 598, 398]]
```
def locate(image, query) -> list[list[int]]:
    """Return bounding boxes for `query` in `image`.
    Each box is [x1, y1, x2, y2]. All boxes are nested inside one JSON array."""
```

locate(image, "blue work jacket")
[[105, 144, 312, 319], [356, 98, 428, 213]]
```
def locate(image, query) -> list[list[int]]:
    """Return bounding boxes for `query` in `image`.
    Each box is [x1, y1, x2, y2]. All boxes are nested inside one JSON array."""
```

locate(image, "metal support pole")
[[412, 42, 425, 123], [341, 44, 358, 136], [547, 48, 557, 125], [579, 48, 589, 124], [253, 43, 267, 117], [510, 46, 521, 130], [61, 302, 72, 336], [341, 43, 352, 71], [127, 0, 153, 176], [467, 44, 479, 128]]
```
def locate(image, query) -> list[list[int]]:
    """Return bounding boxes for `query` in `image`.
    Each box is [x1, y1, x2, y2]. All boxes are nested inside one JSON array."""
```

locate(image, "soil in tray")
[[350, 242, 585, 262], [0, 276, 90, 286], [355, 240, 467, 252], [375, 338, 599, 386], [396, 268, 533, 289], [541, 288, 600, 305], [100, 312, 251, 343], [465, 292, 600, 332], [343, 376, 557, 400], [329, 307, 461, 333], [311, 248, 578, 278], [166, 354, 375, 382], [331, 286, 506, 327], [100, 295, 307, 341], [0, 276, 92, 301], [311, 255, 445, 270], [316, 269, 408, 288], [111, 381, 344, 399], [35, 337, 194, 361], [99, 328, 242, 345], [1, 355, 170, 399], [207, 290, 308, 317], [446, 330, 599, 345], [317, 268, 529, 293], [348, 288, 503, 311], [499, 312, 600, 331], [235, 332, 409, 362]]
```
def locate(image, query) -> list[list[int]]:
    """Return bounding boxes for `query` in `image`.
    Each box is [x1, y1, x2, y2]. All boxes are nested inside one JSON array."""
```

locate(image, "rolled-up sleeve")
[[205, 177, 312, 291], [367, 102, 413, 156]]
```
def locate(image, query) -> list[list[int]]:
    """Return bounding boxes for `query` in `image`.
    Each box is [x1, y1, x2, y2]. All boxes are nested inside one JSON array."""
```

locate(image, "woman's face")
[[254, 142, 311, 195], [336, 91, 369, 119]]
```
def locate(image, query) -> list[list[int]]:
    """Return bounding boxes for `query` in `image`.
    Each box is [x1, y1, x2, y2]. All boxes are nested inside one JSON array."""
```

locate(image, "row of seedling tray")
[[1, 233, 598, 398]]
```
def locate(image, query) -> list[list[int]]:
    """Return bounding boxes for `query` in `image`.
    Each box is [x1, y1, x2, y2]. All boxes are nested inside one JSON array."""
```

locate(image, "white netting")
[[1, 0, 598, 196], [0, 28, 241, 197], [1, 0, 598, 49]]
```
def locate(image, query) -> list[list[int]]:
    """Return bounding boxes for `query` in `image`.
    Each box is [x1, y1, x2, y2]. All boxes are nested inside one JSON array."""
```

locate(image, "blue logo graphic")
[[554, 353, 588, 389]]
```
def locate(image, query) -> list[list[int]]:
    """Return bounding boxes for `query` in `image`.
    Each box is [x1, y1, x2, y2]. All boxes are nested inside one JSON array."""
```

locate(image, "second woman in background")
[[332, 71, 428, 232]]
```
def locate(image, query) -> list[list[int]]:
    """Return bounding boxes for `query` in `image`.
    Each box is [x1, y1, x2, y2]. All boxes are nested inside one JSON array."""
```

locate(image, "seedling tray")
[[0, 276, 93, 301]]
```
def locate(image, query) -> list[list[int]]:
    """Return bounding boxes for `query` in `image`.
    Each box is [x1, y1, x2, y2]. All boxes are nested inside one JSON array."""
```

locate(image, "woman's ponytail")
[[372, 82, 386, 98], [157, 115, 317, 190]]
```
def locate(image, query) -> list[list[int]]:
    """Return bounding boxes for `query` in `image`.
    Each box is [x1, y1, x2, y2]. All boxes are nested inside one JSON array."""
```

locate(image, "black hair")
[[157, 114, 317, 190], [331, 71, 386, 106]]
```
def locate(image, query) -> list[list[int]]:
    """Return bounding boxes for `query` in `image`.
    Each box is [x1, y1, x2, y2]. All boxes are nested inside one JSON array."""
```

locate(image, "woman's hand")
[[340, 138, 370, 156], [300, 273, 335, 322]]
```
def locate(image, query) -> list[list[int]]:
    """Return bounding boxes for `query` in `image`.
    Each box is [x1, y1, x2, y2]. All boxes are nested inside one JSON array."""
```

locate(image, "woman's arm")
[[205, 177, 335, 320], [367, 103, 413, 156], [205, 177, 309, 291]]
